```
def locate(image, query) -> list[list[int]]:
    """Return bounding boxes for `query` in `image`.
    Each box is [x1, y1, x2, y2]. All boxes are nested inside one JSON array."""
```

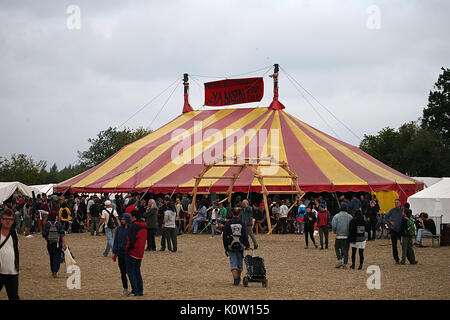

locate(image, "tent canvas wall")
[[30, 184, 54, 196], [407, 178, 450, 223], [0, 182, 41, 204], [411, 177, 443, 188]]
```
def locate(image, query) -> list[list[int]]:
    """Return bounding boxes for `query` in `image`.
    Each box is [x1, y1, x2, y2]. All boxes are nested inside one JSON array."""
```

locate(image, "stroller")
[[243, 249, 268, 287]]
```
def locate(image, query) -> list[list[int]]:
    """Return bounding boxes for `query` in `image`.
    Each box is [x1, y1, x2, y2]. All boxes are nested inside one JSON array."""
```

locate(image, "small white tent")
[[30, 184, 54, 195], [411, 177, 443, 188], [0, 182, 41, 204], [407, 178, 450, 224]]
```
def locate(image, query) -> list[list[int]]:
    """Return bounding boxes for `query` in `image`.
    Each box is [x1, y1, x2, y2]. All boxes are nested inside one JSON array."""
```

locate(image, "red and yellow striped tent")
[[55, 106, 423, 202]]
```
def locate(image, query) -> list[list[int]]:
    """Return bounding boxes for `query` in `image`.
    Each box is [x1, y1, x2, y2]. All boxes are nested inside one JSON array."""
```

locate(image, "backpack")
[[407, 218, 416, 237], [228, 223, 245, 252], [106, 209, 117, 229], [61, 208, 69, 220], [48, 221, 60, 243]]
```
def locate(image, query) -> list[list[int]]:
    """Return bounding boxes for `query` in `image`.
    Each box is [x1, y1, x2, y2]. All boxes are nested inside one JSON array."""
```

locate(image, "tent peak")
[[268, 64, 285, 110]]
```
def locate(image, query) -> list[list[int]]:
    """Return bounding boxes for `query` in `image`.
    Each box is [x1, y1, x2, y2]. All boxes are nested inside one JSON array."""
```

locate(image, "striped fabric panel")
[[56, 107, 420, 194], [285, 112, 415, 185]]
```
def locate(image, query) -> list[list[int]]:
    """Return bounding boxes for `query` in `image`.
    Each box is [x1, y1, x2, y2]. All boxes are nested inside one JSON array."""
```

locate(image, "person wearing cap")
[[112, 213, 131, 295], [99, 200, 120, 257], [317, 204, 330, 250], [42, 211, 67, 277]]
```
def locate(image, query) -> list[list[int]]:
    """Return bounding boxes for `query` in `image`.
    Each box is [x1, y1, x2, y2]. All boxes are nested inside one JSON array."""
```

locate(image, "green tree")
[[0, 154, 48, 185], [360, 122, 450, 177], [46, 163, 59, 183], [56, 163, 90, 183], [422, 67, 450, 146], [77, 126, 152, 168]]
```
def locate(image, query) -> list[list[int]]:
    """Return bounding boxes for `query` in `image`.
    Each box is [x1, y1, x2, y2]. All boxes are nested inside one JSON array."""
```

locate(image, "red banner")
[[204, 77, 264, 106]]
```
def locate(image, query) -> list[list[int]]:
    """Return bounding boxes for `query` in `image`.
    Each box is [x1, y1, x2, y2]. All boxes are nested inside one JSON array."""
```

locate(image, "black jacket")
[[143, 207, 158, 229], [0, 225, 19, 273], [303, 212, 317, 229], [366, 207, 378, 224], [349, 217, 367, 243]]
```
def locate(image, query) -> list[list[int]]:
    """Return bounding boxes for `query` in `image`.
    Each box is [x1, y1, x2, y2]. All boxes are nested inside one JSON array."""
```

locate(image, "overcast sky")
[[1, 0, 449, 169]]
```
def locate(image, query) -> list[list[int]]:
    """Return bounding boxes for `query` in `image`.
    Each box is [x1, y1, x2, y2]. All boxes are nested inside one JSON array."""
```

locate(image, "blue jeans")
[[126, 254, 143, 295], [103, 227, 115, 256], [192, 216, 206, 233], [416, 229, 433, 243], [229, 251, 244, 271]]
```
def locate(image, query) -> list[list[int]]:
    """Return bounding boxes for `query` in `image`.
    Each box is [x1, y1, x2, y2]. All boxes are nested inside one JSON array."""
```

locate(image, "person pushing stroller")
[[222, 208, 251, 286]]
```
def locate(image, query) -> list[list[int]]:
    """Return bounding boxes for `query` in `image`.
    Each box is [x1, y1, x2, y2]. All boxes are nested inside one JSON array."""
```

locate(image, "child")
[[400, 209, 418, 265]]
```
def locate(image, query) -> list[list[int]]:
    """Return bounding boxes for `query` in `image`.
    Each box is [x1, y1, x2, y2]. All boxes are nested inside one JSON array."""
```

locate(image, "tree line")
[[0, 127, 151, 185]]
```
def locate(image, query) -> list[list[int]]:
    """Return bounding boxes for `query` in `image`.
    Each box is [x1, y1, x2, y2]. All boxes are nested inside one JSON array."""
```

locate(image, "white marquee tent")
[[30, 184, 55, 196], [411, 177, 443, 188], [407, 178, 450, 224], [0, 182, 41, 204]]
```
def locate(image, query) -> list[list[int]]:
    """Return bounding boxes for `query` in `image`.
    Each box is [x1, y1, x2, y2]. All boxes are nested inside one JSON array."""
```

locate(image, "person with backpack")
[[400, 209, 418, 265], [42, 211, 67, 278], [99, 200, 120, 257], [222, 207, 251, 286], [125, 210, 147, 296], [349, 210, 368, 270], [58, 202, 72, 232], [112, 213, 131, 295]]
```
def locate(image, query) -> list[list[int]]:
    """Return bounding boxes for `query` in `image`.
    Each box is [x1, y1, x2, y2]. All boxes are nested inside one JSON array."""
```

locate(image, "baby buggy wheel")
[[243, 276, 249, 287]]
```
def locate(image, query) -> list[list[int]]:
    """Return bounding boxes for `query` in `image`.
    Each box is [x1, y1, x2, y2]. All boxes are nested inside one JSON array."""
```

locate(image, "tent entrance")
[[187, 155, 305, 234]]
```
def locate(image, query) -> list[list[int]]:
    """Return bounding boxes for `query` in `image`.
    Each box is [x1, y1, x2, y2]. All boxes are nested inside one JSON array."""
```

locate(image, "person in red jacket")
[[317, 204, 330, 250], [125, 209, 147, 297]]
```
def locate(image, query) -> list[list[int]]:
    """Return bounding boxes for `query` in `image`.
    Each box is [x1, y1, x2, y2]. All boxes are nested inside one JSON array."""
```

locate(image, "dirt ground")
[[2, 231, 449, 300]]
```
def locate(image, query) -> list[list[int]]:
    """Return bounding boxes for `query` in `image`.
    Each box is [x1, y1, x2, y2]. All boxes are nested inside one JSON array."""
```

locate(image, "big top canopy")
[[55, 106, 423, 202]]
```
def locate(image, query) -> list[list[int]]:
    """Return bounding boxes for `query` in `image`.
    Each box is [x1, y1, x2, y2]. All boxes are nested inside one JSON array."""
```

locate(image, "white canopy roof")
[[30, 184, 54, 195], [0, 182, 41, 204], [410, 177, 443, 188], [408, 178, 450, 224]]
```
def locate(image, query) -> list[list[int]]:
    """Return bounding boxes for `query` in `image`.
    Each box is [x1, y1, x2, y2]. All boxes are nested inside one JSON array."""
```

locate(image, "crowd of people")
[[0, 190, 439, 299]]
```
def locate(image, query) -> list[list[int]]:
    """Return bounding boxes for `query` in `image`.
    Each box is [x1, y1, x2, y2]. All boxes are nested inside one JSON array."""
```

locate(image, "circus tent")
[[55, 106, 423, 203]]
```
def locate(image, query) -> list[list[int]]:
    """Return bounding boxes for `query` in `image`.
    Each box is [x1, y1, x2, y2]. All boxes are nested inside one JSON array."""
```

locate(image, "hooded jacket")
[[113, 213, 131, 256], [126, 220, 147, 259]]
